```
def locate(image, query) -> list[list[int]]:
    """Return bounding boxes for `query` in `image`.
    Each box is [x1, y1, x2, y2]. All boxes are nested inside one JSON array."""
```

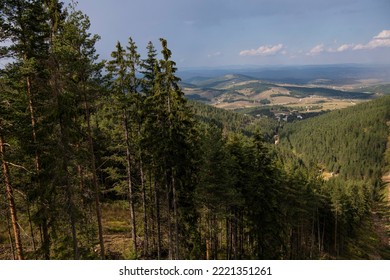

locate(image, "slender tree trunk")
[[239, 211, 244, 259], [83, 91, 105, 259], [62, 150, 78, 259], [26, 74, 51, 259], [138, 127, 148, 257], [172, 171, 179, 259], [140, 159, 148, 257], [310, 212, 315, 258], [148, 172, 156, 255], [317, 209, 321, 253], [204, 214, 213, 260], [69, 202, 78, 259], [225, 216, 230, 260], [0, 134, 24, 260], [154, 175, 161, 259], [321, 220, 325, 254], [233, 211, 238, 259], [166, 170, 173, 260], [26, 76, 40, 172], [206, 211, 211, 260], [5, 199, 15, 260], [123, 111, 137, 258], [26, 200, 37, 257]]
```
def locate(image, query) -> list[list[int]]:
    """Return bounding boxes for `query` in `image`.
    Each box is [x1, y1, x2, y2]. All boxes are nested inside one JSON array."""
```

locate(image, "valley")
[[181, 66, 390, 121]]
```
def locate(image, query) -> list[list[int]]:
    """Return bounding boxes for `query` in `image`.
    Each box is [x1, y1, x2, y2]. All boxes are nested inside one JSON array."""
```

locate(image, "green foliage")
[[279, 86, 373, 99], [279, 95, 390, 258], [281, 96, 390, 182], [259, 98, 271, 105]]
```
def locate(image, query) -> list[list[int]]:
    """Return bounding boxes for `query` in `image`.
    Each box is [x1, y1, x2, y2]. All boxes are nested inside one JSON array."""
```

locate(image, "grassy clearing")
[[101, 200, 133, 259]]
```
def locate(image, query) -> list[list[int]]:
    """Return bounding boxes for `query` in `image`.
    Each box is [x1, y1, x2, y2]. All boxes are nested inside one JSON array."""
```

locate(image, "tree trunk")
[[63, 155, 78, 260], [317, 208, 321, 253], [233, 211, 238, 259], [26, 199, 37, 257], [154, 176, 161, 259], [225, 216, 230, 260], [138, 127, 148, 257], [140, 156, 148, 257], [0, 134, 24, 260], [5, 197, 15, 260], [166, 170, 173, 260], [83, 91, 105, 259], [172, 171, 179, 259], [26, 74, 51, 259], [123, 111, 137, 258]]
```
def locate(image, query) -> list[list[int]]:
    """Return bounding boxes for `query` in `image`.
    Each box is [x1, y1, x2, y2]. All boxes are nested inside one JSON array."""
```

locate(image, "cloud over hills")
[[307, 44, 325, 56], [352, 29, 390, 50], [308, 30, 390, 55], [239, 44, 284, 56], [241, 30, 390, 60]]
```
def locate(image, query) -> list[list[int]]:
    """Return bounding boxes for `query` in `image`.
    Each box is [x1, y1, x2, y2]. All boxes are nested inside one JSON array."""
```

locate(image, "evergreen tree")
[[1, 0, 53, 259], [0, 78, 25, 260], [106, 39, 139, 258]]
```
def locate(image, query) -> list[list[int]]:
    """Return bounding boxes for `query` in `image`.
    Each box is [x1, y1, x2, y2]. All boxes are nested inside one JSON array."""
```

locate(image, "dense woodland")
[[1, 0, 389, 260]]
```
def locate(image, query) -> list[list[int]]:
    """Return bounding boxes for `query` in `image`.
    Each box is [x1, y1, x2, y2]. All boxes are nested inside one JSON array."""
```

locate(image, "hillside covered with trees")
[[279, 96, 390, 258], [1, 0, 389, 260]]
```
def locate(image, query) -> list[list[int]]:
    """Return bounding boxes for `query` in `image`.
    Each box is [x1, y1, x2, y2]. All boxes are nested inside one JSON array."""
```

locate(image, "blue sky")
[[66, 0, 390, 67]]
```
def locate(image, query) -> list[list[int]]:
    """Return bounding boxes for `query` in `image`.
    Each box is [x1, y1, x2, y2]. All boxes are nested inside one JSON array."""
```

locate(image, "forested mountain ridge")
[[1, 0, 389, 260], [280, 95, 390, 182], [278, 95, 390, 258]]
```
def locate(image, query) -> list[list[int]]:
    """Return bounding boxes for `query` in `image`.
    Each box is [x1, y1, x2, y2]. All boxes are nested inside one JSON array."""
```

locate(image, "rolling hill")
[[181, 73, 384, 113]]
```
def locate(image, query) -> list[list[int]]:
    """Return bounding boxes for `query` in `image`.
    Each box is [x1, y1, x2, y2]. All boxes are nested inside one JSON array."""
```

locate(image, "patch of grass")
[[105, 221, 130, 234], [101, 200, 132, 234]]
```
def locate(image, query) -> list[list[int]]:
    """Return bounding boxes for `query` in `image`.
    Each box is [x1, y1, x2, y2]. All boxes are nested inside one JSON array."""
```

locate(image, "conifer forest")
[[1, 0, 389, 260]]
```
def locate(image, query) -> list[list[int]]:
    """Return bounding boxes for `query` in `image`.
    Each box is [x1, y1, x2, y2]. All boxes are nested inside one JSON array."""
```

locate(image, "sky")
[[64, 0, 390, 68]]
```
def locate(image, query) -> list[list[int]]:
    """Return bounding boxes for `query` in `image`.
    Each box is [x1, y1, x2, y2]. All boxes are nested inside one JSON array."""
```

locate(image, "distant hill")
[[187, 74, 255, 89], [181, 72, 378, 114]]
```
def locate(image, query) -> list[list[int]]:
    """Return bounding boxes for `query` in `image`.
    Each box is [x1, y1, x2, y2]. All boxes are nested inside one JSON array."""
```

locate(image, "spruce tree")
[[106, 40, 138, 258]]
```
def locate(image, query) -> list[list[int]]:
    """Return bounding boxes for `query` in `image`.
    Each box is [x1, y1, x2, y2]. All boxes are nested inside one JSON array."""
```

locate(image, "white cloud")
[[307, 44, 325, 55], [374, 30, 390, 39], [308, 30, 390, 55], [336, 44, 354, 52], [334, 30, 390, 51], [239, 44, 284, 56], [352, 44, 366, 50], [353, 29, 390, 50]]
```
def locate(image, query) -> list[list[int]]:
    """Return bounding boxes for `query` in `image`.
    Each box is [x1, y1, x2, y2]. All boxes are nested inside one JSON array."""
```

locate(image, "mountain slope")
[[279, 95, 390, 258], [280, 95, 390, 182]]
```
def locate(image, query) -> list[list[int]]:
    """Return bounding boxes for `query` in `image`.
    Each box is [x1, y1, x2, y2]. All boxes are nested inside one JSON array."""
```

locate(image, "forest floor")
[[101, 200, 133, 259]]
